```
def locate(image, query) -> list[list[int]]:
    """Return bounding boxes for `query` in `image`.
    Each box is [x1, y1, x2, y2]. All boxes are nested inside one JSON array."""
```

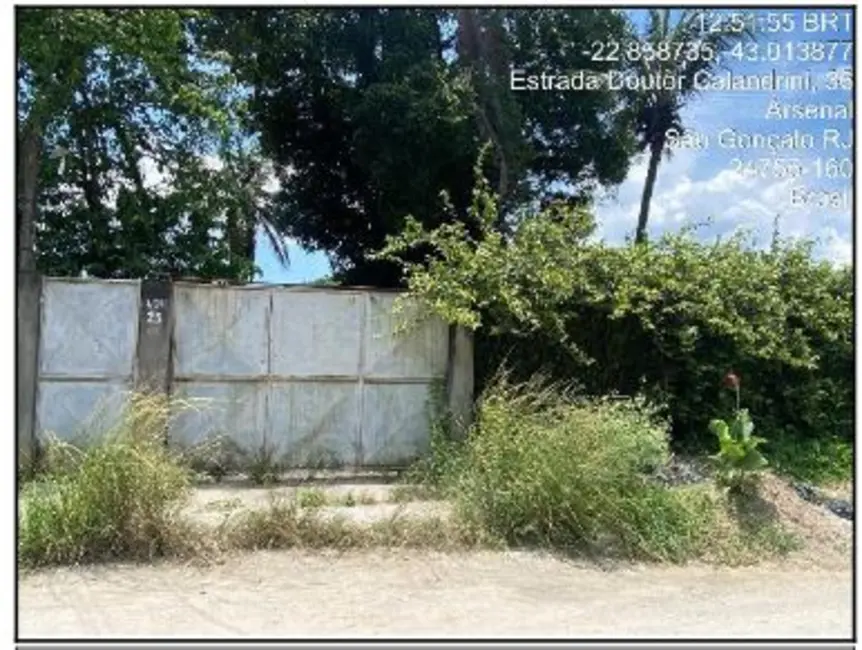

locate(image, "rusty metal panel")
[[270, 289, 362, 377], [361, 382, 433, 466], [169, 381, 268, 452], [36, 381, 129, 443], [363, 293, 448, 379], [40, 279, 140, 378], [173, 285, 270, 378], [268, 382, 361, 468]]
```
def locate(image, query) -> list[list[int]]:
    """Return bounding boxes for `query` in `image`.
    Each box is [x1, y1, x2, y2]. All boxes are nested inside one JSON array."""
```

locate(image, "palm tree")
[[632, 10, 751, 244], [225, 156, 291, 274]]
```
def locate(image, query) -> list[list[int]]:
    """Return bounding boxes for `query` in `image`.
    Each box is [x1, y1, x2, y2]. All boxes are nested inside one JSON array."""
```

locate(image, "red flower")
[[723, 372, 740, 389]]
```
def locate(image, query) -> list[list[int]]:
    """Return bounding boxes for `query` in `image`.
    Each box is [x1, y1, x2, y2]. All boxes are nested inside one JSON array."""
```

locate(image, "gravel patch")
[[649, 454, 711, 487], [792, 481, 854, 521]]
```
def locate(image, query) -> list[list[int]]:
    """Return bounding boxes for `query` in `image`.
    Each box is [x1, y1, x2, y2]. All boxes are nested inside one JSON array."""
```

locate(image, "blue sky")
[[256, 8, 853, 283]]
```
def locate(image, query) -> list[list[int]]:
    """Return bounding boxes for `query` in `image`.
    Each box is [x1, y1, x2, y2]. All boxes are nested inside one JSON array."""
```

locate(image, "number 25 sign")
[[145, 298, 167, 325]]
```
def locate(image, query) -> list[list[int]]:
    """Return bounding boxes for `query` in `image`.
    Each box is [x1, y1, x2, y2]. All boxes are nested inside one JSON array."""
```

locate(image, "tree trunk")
[[17, 120, 43, 473], [635, 139, 663, 245], [245, 224, 256, 270], [457, 9, 510, 209], [226, 208, 245, 268], [17, 120, 42, 273]]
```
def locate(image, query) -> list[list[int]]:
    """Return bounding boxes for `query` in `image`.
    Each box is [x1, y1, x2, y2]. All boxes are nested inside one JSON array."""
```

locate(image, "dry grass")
[[294, 487, 379, 508], [159, 474, 847, 571], [389, 484, 440, 503], [18, 388, 851, 572], [421, 375, 731, 564], [755, 474, 852, 569], [21, 470, 849, 572], [692, 472, 852, 568], [215, 498, 497, 555], [818, 480, 853, 503]]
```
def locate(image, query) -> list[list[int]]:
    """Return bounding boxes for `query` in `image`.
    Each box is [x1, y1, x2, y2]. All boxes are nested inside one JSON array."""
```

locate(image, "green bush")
[[474, 234, 852, 452], [444, 376, 716, 562], [376, 175, 852, 454], [766, 434, 853, 485], [18, 393, 192, 567]]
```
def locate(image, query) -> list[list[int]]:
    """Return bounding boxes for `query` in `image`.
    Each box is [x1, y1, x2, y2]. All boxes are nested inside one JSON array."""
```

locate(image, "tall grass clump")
[[18, 392, 194, 567], [447, 375, 717, 562]]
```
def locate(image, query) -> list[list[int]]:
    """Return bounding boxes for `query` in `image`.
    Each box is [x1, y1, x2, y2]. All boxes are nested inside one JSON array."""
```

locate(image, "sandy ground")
[[184, 482, 449, 526], [189, 480, 403, 510], [18, 549, 852, 639], [19, 475, 854, 639]]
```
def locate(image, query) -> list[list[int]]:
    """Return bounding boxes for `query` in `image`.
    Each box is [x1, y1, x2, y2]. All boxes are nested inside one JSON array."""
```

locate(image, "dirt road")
[[18, 550, 853, 639]]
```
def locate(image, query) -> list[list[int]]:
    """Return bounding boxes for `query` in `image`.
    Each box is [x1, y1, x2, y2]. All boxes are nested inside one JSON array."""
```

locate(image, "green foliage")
[[709, 410, 768, 492], [767, 434, 853, 486], [435, 376, 715, 562], [404, 418, 467, 493], [209, 8, 637, 285], [377, 177, 852, 453], [18, 393, 191, 567], [374, 157, 598, 348], [18, 8, 274, 281], [295, 488, 328, 509], [245, 442, 283, 486], [19, 9, 203, 123], [400, 378, 468, 491]]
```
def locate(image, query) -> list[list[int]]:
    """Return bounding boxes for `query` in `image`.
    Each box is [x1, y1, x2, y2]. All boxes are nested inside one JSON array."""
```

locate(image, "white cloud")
[[594, 149, 852, 265], [138, 153, 284, 197], [819, 226, 853, 266], [199, 154, 282, 194]]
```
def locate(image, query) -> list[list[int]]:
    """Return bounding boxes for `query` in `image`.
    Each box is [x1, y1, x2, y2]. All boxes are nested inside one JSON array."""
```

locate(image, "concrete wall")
[[35, 278, 140, 446], [20, 277, 473, 470]]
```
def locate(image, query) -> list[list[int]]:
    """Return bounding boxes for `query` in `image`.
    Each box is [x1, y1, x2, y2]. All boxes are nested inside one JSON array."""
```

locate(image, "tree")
[[455, 9, 525, 209], [18, 8, 278, 280], [209, 8, 637, 286], [631, 10, 751, 243], [477, 9, 638, 206], [205, 8, 477, 286]]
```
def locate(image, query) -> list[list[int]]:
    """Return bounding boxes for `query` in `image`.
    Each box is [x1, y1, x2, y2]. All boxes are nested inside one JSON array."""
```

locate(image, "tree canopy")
[[206, 8, 638, 285], [18, 8, 274, 280], [20, 8, 733, 284]]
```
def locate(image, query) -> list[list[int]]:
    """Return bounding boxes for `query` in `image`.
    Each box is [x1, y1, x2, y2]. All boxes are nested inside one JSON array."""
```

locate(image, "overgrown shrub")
[[766, 434, 853, 485], [376, 171, 853, 454], [18, 393, 192, 567], [441, 376, 716, 562]]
